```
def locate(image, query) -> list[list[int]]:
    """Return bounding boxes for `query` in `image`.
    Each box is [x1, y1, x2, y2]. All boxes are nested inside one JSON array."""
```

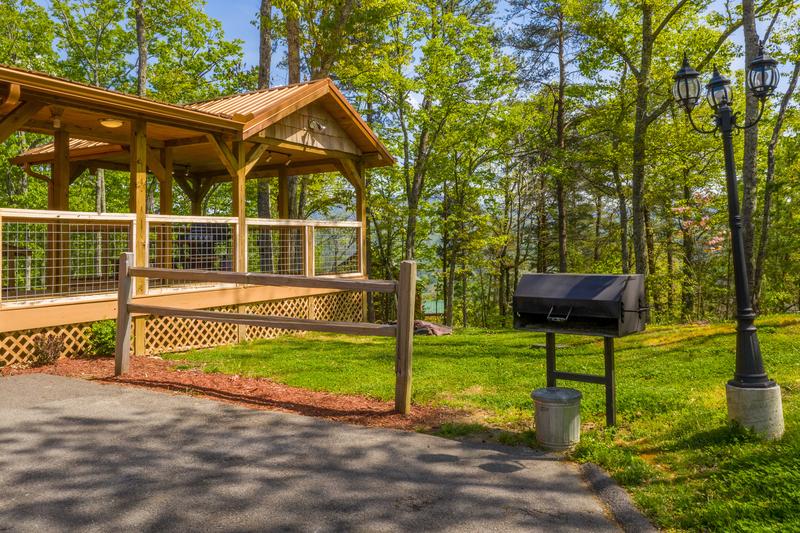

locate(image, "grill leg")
[[546, 332, 556, 387], [604, 337, 616, 426]]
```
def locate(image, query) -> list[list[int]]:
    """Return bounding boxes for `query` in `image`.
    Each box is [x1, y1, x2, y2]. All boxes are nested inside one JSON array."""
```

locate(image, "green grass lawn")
[[166, 315, 800, 532]]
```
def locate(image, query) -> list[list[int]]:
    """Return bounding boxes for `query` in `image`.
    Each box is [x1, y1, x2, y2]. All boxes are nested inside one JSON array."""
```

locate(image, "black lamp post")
[[672, 45, 780, 390]]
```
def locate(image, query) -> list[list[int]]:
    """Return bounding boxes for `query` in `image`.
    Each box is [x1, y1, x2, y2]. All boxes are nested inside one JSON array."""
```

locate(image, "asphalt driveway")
[[0, 374, 618, 532]]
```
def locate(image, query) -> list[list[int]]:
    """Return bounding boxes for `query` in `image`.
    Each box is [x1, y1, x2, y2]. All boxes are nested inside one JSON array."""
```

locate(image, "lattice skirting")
[[0, 323, 92, 367], [0, 291, 365, 366], [144, 291, 364, 355]]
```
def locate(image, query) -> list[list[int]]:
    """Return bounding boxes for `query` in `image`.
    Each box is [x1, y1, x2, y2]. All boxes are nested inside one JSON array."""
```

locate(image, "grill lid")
[[513, 274, 640, 319]]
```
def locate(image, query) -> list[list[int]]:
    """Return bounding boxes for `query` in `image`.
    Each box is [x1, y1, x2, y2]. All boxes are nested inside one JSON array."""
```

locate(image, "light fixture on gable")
[[308, 118, 327, 133]]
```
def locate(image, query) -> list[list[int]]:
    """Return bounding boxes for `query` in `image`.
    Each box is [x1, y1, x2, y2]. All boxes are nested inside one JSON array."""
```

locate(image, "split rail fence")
[[114, 252, 417, 414]]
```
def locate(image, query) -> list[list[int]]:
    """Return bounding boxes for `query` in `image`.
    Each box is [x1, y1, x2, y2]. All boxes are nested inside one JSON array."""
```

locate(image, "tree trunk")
[[536, 174, 547, 272], [555, 9, 568, 273], [754, 59, 800, 308], [135, 0, 147, 97], [461, 269, 468, 327], [666, 224, 674, 318], [286, 10, 300, 84], [593, 193, 602, 262], [258, 0, 272, 89], [285, 8, 300, 217], [741, 0, 759, 297], [95, 168, 106, 213], [404, 99, 431, 260], [613, 165, 629, 274], [681, 183, 695, 321], [256, 0, 274, 271], [631, 4, 653, 279]]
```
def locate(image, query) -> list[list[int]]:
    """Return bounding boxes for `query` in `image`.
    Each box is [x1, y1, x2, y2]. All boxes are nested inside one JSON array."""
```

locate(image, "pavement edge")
[[580, 462, 659, 533]]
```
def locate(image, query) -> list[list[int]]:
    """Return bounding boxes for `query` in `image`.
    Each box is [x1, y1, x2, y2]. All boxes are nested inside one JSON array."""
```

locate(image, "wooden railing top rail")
[[0, 209, 362, 228], [245, 218, 362, 228], [0, 208, 136, 222], [128, 266, 397, 293], [146, 214, 238, 224]]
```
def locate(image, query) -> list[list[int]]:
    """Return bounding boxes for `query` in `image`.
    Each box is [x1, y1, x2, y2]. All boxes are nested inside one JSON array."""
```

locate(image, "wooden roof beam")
[[0, 100, 45, 144], [337, 158, 364, 194], [244, 143, 269, 175], [147, 148, 170, 183], [206, 133, 238, 178], [22, 162, 50, 182], [0, 82, 21, 113]]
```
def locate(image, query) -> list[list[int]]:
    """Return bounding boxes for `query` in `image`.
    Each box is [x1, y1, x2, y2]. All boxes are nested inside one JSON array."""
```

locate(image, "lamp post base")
[[726, 382, 784, 440]]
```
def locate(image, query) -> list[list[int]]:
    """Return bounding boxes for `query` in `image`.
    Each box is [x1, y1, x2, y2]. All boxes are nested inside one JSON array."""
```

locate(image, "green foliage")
[[87, 320, 117, 358]]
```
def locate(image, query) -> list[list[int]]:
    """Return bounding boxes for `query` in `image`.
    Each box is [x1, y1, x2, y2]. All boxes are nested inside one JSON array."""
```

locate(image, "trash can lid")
[[531, 387, 582, 403]]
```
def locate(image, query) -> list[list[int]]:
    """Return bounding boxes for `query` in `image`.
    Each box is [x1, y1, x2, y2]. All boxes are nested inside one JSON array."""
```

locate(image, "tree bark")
[[285, 7, 301, 217], [754, 59, 800, 308], [135, 0, 147, 97], [613, 165, 629, 274], [681, 183, 696, 321], [593, 193, 602, 262], [555, 8, 568, 272], [536, 173, 547, 272], [631, 4, 653, 278], [741, 0, 759, 297], [258, 0, 272, 89]]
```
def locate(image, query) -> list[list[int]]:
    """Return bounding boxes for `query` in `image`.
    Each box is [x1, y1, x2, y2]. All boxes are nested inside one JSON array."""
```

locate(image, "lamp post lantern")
[[673, 43, 784, 440]]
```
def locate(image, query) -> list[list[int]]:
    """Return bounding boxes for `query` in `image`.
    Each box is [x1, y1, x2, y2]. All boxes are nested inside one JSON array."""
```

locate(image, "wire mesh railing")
[[247, 224, 304, 275], [0, 211, 134, 303], [0, 210, 364, 304], [147, 215, 236, 291], [314, 225, 360, 276]]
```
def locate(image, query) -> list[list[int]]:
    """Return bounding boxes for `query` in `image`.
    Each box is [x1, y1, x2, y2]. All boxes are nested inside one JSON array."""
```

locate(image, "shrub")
[[87, 320, 117, 357], [30, 333, 65, 367]]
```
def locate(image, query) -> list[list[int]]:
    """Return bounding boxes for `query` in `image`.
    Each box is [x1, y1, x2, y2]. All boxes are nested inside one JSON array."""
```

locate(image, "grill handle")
[[546, 306, 572, 323]]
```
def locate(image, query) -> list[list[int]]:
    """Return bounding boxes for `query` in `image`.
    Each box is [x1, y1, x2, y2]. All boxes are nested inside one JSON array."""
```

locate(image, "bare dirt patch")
[[1, 356, 467, 431]]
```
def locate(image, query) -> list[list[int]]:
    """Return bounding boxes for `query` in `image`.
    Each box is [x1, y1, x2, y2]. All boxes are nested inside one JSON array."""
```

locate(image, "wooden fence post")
[[115, 252, 134, 376], [395, 260, 416, 414]]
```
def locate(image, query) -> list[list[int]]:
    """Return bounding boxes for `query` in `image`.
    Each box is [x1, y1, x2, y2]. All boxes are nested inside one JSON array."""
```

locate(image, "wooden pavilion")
[[0, 65, 393, 366]]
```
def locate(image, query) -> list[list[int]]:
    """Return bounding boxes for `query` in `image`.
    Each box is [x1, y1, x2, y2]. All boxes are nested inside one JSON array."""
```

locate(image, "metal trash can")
[[532, 387, 582, 451]]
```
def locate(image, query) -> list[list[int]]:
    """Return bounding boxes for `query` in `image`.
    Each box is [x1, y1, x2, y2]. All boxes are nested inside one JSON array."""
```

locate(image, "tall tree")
[[567, 0, 746, 279]]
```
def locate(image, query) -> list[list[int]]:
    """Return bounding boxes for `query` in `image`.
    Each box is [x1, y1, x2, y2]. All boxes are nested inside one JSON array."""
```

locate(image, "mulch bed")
[[1, 356, 468, 431]]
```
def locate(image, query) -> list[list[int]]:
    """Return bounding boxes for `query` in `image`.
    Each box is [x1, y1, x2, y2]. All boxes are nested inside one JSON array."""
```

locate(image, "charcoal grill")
[[513, 273, 647, 426]]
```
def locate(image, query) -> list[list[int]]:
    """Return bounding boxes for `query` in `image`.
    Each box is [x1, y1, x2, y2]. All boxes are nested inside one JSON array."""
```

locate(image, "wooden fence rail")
[[115, 252, 417, 414]]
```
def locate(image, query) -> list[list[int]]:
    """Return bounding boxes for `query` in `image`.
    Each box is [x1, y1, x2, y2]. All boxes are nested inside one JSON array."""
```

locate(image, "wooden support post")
[[546, 332, 556, 387], [115, 252, 133, 376], [304, 225, 315, 319], [233, 142, 248, 342], [395, 260, 416, 414], [130, 119, 148, 355], [604, 337, 617, 426], [52, 130, 70, 210], [232, 141, 247, 273]]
